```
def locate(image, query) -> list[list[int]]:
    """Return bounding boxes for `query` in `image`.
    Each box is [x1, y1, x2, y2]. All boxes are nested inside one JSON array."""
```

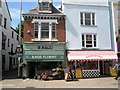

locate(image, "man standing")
[[113, 62, 120, 80]]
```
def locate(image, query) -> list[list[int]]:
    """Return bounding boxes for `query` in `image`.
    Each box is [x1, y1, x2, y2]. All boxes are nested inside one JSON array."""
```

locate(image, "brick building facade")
[[20, 0, 66, 78]]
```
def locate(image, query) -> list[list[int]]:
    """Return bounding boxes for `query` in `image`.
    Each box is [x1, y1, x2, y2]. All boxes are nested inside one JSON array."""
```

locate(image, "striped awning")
[[67, 51, 118, 61]]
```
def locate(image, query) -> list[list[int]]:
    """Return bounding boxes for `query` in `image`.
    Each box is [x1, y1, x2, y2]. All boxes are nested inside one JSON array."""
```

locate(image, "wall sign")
[[25, 55, 64, 60]]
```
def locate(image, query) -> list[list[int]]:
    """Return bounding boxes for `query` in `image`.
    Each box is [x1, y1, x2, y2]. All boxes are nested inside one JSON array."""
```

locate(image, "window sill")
[[81, 25, 97, 27], [82, 48, 99, 50], [32, 39, 58, 42], [39, 11, 52, 13]]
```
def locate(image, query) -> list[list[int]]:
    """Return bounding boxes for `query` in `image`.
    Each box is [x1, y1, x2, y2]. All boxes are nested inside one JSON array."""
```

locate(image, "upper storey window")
[[80, 12, 95, 26], [42, 2, 49, 11]]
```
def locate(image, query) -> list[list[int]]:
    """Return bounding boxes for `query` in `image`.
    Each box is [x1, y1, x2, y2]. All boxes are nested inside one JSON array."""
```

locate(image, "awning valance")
[[67, 51, 118, 61]]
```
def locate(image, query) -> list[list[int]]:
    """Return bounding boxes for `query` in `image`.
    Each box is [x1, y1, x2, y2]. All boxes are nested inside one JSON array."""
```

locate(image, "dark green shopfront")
[[19, 42, 66, 78]]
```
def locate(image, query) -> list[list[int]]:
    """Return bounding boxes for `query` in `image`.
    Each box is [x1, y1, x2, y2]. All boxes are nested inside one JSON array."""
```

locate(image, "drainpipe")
[[111, 2, 117, 52]]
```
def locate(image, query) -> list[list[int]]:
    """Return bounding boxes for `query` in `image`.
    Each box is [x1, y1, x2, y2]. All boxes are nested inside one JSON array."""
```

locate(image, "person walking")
[[113, 62, 120, 80]]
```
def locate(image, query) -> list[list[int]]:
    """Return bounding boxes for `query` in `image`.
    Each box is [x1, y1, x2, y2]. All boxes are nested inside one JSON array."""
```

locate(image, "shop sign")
[[24, 43, 65, 50], [25, 55, 64, 60]]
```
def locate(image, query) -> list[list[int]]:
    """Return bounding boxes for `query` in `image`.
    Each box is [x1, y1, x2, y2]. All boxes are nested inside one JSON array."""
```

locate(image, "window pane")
[[52, 32, 55, 38], [94, 35, 96, 40], [35, 31, 38, 38], [82, 35, 84, 40], [86, 45, 92, 47], [34, 22, 38, 38], [85, 13, 91, 25], [42, 2, 49, 11], [92, 13, 95, 25], [81, 13, 83, 25], [86, 35, 92, 41], [34, 22, 38, 30], [41, 23, 49, 39], [82, 41, 84, 47], [41, 23, 49, 30], [85, 13, 90, 19], [41, 31, 49, 38], [94, 41, 96, 47], [85, 20, 91, 25], [52, 23, 56, 38]]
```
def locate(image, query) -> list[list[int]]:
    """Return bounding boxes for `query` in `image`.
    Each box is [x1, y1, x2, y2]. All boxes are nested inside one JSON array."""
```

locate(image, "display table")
[[82, 70, 100, 78]]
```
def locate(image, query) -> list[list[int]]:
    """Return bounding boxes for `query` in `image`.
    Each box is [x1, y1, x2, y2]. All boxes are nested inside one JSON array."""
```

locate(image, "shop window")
[[80, 12, 95, 26], [82, 34, 97, 48], [69, 61, 98, 70], [4, 18, 7, 29], [0, 14, 2, 26], [42, 2, 49, 11]]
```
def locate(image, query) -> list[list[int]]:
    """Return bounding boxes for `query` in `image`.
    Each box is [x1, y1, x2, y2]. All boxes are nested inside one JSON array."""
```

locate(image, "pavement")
[[0, 77, 119, 88], [0, 69, 119, 88]]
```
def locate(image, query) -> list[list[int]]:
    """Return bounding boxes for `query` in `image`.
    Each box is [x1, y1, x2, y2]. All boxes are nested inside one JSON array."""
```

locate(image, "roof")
[[67, 51, 118, 61], [5, 0, 12, 21], [23, 4, 64, 16]]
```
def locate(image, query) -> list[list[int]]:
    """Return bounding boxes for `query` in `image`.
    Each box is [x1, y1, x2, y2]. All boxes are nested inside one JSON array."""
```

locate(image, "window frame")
[[80, 12, 96, 26], [41, 22, 49, 39], [41, 2, 49, 11], [2, 33, 6, 50], [34, 22, 39, 39], [82, 34, 97, 48], [33, 20, 57, 41]]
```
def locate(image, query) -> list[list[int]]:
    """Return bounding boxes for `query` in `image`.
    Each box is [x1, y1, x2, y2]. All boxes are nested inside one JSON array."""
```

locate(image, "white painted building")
[[63, 0, 118, 78], [0, 0, 19, 72], [112, 2, 120, 37]]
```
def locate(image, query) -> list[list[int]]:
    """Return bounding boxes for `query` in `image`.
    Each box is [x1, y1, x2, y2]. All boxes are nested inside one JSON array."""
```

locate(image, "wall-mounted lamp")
[[27, 30, 31, 34]]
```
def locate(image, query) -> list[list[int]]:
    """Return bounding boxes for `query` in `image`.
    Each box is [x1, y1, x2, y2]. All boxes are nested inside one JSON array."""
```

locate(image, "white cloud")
[[9, 8, 24, 20], [55, 4, 61, 9], [9, 8, 20, 19]]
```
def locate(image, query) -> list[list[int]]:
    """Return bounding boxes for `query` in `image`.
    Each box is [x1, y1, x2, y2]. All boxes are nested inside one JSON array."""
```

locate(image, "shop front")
[[21, 42, 66, 78], [67, 51, 118, 78]]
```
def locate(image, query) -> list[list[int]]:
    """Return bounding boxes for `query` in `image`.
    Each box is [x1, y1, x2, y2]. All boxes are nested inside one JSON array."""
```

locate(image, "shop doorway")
[[100, 61, 104, 75], [28, 64, 35, 78], [9, 57, 13, 70]]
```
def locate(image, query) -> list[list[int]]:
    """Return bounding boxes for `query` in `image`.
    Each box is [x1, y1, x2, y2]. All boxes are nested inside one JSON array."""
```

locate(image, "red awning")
[[67, 51, 118, 61]]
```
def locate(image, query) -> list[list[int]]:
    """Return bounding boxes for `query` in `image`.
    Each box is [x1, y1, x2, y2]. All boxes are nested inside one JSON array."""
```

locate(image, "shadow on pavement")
[[2, 69, 20, 80]]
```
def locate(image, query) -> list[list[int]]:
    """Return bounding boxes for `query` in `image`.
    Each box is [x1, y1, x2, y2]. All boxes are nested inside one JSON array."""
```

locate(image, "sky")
[[7, 0, 62, 29]]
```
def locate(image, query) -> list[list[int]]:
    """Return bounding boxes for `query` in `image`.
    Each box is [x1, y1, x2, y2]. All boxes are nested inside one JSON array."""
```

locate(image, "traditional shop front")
[[67, 51, 118, 78], [21, 42, 66, 78]]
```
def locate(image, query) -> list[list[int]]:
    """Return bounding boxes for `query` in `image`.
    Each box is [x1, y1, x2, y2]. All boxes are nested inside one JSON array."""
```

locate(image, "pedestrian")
[[113, 62, 120, 80]]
